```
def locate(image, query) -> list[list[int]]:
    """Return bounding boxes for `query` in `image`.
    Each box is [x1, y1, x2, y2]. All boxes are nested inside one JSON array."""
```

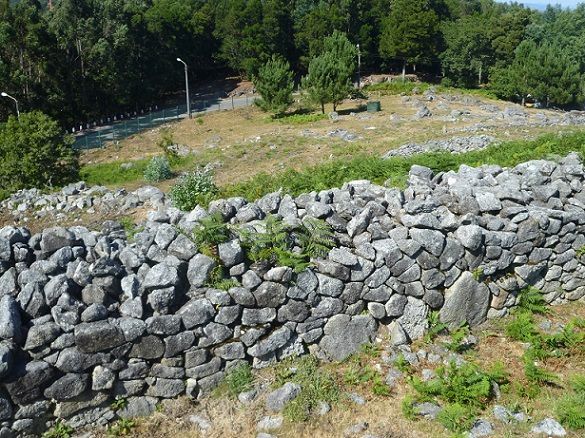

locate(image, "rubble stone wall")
[[2, 153, 585, 436]]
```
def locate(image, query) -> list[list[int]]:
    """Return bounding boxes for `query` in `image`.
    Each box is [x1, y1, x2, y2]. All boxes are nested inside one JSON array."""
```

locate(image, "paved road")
[[73, 94, 257, 150]]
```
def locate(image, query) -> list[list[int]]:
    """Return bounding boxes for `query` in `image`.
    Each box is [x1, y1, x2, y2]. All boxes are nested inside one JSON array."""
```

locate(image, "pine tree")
[[301, 31, 357, 113], [253, 55, 294, 115]]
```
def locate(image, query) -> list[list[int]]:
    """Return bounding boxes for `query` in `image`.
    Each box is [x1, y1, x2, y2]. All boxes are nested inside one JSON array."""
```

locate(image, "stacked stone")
[[0, 182, 167, 222], [1, 153, 585, 436]]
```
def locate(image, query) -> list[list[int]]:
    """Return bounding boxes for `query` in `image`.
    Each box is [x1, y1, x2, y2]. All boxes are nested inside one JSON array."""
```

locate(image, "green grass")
[[274, 355, 340, 422], [214, 363, 254, 398], [221, 131, 585, 201], [272, 112, 328, 124]]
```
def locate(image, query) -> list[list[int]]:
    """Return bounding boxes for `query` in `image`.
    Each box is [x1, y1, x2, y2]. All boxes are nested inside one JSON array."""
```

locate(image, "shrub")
[[0, 111, 78, 194], [193, 212, 232, 255], [170, 167, 219, 211], [143, 156, 172, 182]]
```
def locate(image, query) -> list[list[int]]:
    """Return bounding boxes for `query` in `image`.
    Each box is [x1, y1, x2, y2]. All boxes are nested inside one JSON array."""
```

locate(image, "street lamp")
[[356, 44, 361, 89], [176, 58, 191, 119], [1, 92, 19, 120]]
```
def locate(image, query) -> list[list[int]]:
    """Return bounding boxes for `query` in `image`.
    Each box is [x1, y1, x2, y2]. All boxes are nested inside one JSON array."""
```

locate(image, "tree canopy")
[[1, 0, 585, 127]]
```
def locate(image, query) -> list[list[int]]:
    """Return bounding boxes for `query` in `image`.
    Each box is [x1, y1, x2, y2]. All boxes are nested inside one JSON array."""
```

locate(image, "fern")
[[193, 212, 232, 251], [238, 215, 291, 263], [570, 374, 585, 393], [274, 248, 311, 273], [555, 392, 585, 430], [424, 311, 448, 343], [517, 287, 549, 315], [505, 311, 538, 342], [296, 216, 335, 258], [523, 355, 558, 385], [436, 403, 477, 433]]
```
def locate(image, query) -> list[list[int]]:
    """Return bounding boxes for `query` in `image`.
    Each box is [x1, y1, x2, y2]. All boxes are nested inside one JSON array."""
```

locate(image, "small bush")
[[143, 156, 172, 183], [170, 167, 219, 211], [0, 111, 79, 194], [157, 128, 178, 163]]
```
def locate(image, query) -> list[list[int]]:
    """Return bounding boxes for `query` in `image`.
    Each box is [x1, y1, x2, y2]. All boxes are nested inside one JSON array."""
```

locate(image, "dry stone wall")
[[2, 153, 585, 436]]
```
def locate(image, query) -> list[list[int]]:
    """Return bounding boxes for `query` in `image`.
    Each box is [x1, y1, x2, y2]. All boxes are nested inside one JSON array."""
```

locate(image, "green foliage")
[[301, 31, 357, 113], [394, 353, 412, 373], [157, 128, 178, 163], [42, 420, 74, 438], [576, 246, 585, 257], [505, 311, 538, 342], [436, 402, 476, 433], [410, 361, 506, 409], [489, 40, 582, 107], [471, 267, 483, 281], [209, 276, 241, 291], [522, 355, 558, 385], [221, 132, 585, 206], [379, 0, 441, 75], [0, 112, 78, 193], [569, 374, 585, 394], [444, 324, 471, 353], [424, 311, 448, 343], [118, 217, 143, 241], [107, 418, 135, 437], [215, 363, 254, 398], [193, 212, 232, 251], [170, 167, 219, 211], [143, 156, 172, 183], [110, 397, 128, 411], [254, 55, 295, 115], [238, 215, 334, 272], [275, 356, 339, 422], [517, 287, 549, 315], [555, 392, 585, 430], [401, 395, 418, 420]]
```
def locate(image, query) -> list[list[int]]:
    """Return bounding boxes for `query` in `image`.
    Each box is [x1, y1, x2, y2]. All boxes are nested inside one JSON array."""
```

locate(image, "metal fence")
[[73, 95, 257, 150]]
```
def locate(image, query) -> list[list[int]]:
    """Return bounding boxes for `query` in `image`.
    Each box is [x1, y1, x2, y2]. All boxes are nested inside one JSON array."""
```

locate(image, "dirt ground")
[[80, 90, 579, 192]]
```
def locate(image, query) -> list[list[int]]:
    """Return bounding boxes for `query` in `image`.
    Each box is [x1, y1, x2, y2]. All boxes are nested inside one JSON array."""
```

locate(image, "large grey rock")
[[24, 322, 61, 350], [0, 295, 22, 341], [44, 373, 89, 400], [265, 382, 301, 412], [440, 271, 490, 328], [319, 315, 377, 361], [253, 282, 287, 308], [0, 342, 13, 379], [179, 298, 216, 328], [40, 227, 77, 255], [454, 225, 483, 251], [248, 326, 293, 357], [397, 297, 428, 340], [4, 361, 57, 404], [218, 240, 244, 267], [143, 263, 179, 290], [187, 254, 216, 288], [531, 418, 566, 437], [74, 321, 125, 353]]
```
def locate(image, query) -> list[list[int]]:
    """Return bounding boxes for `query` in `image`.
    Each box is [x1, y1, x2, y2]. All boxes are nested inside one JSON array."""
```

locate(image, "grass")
[[272, 112, 328, 124], [274, 355, 340, 422], [214, 363, 254, 398], [221, 131, 585, 201]]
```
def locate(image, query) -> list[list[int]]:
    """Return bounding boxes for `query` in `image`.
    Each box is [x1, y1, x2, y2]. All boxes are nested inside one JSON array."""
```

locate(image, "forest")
[[1, 0, 585, 128]]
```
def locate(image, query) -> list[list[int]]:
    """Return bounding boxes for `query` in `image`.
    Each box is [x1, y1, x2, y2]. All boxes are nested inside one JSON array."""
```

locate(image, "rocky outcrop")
[[1, 152, 585, 436]]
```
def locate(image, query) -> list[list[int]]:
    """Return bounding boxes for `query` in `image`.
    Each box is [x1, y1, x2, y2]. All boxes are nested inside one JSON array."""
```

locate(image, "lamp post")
[[1, 92, 19, 120], [356, 44, 361, 89], [176, 58, 191, 119]]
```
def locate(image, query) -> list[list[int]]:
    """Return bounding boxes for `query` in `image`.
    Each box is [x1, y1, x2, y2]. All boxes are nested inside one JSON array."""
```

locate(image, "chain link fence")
[[73, 95, 257, 150]]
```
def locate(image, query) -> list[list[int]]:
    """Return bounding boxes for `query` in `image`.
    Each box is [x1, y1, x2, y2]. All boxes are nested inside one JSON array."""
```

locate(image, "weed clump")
[[143, 156, 172, 183], [170, 166, 219, 211], [215, 363, 254, 398]]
